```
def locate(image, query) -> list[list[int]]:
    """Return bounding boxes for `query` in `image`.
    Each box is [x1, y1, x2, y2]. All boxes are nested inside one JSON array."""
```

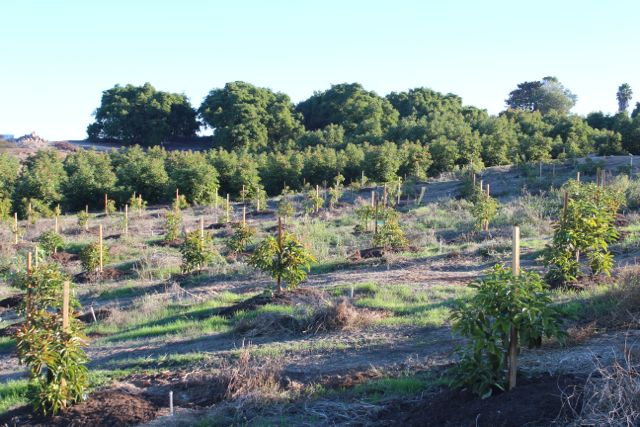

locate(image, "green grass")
[[0, 337, 15, 354], [103, 352, 209, 370], [342, 283, 475, 327], [0, 379, 29, 413]]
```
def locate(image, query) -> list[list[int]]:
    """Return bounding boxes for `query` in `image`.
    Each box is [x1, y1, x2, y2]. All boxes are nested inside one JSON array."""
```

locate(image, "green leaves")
[[38, 231, 64, 255], [163, 210, 183, 242], [226, 223, 256, 255], [450, 265, 564, 397], [179, 230, 220, 274], [249, 230, 315, 292]]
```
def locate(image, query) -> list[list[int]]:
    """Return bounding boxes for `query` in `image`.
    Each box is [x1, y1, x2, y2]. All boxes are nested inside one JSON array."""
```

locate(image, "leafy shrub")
[[226, 223, 256, 255], [128, 193, 147, 216], [14, 263, 88, 415], [105, 198, 116, 215], [304, 186, 324, 215], [449, 265, 565, 398], [354, 204, 375, 233], [470, 187, 499, 231], [249, 229, 315, 292], [38, 231, 64, 255], [577, 157, 605, 176], [328, 174, 345, 209], [163, 210, 182, 242], [180, 230, 219, 273], [372, 208, 408, 250], [0, 197, 11, 221], [545, 180, 623, 285], [172, 194, 189, 211], [77, 210, 89, 229], [79, 242, 109, 273], [277, 189, 295, 220]]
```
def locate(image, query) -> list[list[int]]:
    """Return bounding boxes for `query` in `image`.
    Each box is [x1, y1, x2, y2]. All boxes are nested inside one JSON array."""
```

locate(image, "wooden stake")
[[54, 215, 59, 234], [277, 217, 283, 293], [98, 224, 103, 272], [200, 217, 204, 239], [85, 205, 89, 231], [486, 184, 490, 197], [256, 197, 260, 212], [242, 206, 246, 226], [90, 306, 97, 323], [13, 212, 18, 244], [226, 194, 230, 223], [396, 180, 401, 205], [124, 204, 129, 236], [508, 225, 520, 391], [370, 190, 375, 208], [576, 171, 580, 183], [104, 193, 108, 215], [562, 191, 569, 215], [242, 185, 246, 204], [374, 197, 379, 235], [27, 251, 32, 273], [175, 188, 180, 211], [62, 281, 70, 332]]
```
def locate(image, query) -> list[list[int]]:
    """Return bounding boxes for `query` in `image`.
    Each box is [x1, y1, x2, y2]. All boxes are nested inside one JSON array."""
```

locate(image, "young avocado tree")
[[15, 263, 88, 415], [38, 230, 64, 255], [328, 174, 345, 209], [249, 218, 315, 293], [545, 179, 623, 286], [372, 208, 408, 250], [226, 222, 256, 255], [470, 185, 499, 231], [180, 230, 219, 273], [450, 228, 564, 398]]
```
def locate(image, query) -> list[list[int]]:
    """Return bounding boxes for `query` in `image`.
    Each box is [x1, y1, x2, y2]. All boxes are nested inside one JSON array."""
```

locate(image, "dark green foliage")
[[87, 82, 199, 145], [469, 187, 500, 231], [226, 223, 256, 254], [450, 265, 565, 398], [111, 146, 170, 203], [166, 151, 218, 205], [545, 180, 623, 285], [180, 230, 219, 273], [506, 77, 577, 115], [63, 150, 116, 211], [80, 242, 109, 273], [0, 153, 20, 200], [14, 264, 88, 415], [13, 151, 67, 218], [363, 142, 401, 183], [38, 231, 64, 255], [199, 81, 303, 152]]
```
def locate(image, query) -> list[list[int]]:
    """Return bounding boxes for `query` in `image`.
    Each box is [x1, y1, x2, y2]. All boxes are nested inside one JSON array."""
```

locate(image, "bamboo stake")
[[98, 224, 103, 272], [242, 185, 246, 204], [62, 281, 70, 332], [374, 196, 379, 235], [508, 225, 520, 391]]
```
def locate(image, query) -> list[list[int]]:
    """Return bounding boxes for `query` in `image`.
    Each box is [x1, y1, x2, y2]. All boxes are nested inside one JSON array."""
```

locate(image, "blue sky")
[[1, 0, 638, 140]]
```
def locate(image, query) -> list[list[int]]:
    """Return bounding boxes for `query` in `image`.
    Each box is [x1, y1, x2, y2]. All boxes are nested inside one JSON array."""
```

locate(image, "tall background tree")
[[199, 81, 304, 152], [617, 83, 633, 113], [506, 77, 577, 115], [87, 83, 200, 145]]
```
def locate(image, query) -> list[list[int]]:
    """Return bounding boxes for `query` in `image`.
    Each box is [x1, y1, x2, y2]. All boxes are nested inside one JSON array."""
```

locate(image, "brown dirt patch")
[[50, 251, 78, 264], [0, 321, 23, 337], [75, 267, 124, 283], [378, 374, 583, 427], [351, 247, 385, 260], [0, 389, 159, 427], [77, 307, 112, 324]]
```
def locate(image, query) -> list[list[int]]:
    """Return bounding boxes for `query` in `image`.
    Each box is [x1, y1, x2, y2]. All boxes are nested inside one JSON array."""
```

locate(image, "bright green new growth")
[[180, 230, 218, 273], [77, 210, 89, 229], [328, 174, 345, 209], [470, 186, 499, 231], [38, 231, 64, 255], [449, 265, 564, 398], [249, 228, 315, 293], [545, 179, 623, 285], [14, 264, 88, 415]]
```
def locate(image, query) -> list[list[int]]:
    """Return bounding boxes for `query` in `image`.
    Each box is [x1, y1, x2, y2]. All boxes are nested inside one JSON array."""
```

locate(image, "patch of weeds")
[[104, 352, 209, 370], [0, 379, 29, 413], [0, 337, 15, 353]]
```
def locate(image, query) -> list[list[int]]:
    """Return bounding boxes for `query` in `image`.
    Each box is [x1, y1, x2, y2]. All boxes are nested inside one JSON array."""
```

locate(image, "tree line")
[[86, 79, 640, 160]]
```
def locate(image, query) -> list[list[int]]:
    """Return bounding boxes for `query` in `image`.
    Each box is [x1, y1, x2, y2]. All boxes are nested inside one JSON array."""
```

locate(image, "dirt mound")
[[0, 294, 23, 309], [218, 287, 329, 318], [378, 374, 583, 427], [351, 247, 385, 260], [305, 298, 383, 333], [75, 267, 124, 283], [0, 389, 159, 427], [50, 251, 78, 264]]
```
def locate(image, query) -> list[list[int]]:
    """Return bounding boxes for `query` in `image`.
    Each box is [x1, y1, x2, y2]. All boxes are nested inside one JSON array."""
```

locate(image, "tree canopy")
[[87, 83, 199, 145], [505, 77, 577, 115]]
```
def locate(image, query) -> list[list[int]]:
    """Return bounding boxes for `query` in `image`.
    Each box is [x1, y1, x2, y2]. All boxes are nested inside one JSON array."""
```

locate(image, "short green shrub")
[[38, 231, 64, 255]]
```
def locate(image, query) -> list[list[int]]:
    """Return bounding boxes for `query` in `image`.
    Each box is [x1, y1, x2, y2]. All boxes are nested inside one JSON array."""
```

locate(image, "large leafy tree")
[[0, 153, 20, 199], [111, 146, 170, 202], [13, 150, 67, 217], [63, 150, 117, 210], [617, 83, 633, 113], [506, 77, 577, 115], [165, 151, 219, 204], [87, 83, 199, 145], [199, 81, 304, 152], [296, 83, 399, 142]]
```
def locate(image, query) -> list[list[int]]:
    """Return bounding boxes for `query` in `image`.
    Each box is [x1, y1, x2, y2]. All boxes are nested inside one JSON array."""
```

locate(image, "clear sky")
[[1, 0, 638, 141]]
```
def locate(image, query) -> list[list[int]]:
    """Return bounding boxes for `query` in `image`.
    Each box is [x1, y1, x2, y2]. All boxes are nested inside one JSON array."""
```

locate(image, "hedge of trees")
[[86, 80, 640, 161]]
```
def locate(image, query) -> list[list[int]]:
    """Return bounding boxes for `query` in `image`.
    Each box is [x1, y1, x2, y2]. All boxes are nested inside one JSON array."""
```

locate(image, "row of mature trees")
[[86, 79, 640, 157]]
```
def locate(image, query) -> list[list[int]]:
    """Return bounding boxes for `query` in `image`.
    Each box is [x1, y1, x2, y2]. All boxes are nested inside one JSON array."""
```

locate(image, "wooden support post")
[[124, 204, 129, 236], [62, 281, 70, 332], [242, 206, 246, 226], [85, 205, 89, 231], [256, 196, 260, 212], [28, 202, 32, 227], [370, 190, 375, 208], [27, 251, 32, 273], [374, 196, 379, 235], [54, 215, 59, 234], [576, 171, 580, 183], [508, 225, 520, 391], [472, 172, 476, 188], [396, 180, 401, 206], [226, 194, 230, 223], [383, 184, 388, 207], [200, 217, 204, 239], [26, 251, 32, 320], [104, 193, 108, 215], [277, 217, 283, 293], [13, 212, 18, 244], [98, 224, 103, 272], [175, 188, 180, 211], [479, 179, 483, 193], [214, 189, 219, 210], [486, 183, 490, 197]]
